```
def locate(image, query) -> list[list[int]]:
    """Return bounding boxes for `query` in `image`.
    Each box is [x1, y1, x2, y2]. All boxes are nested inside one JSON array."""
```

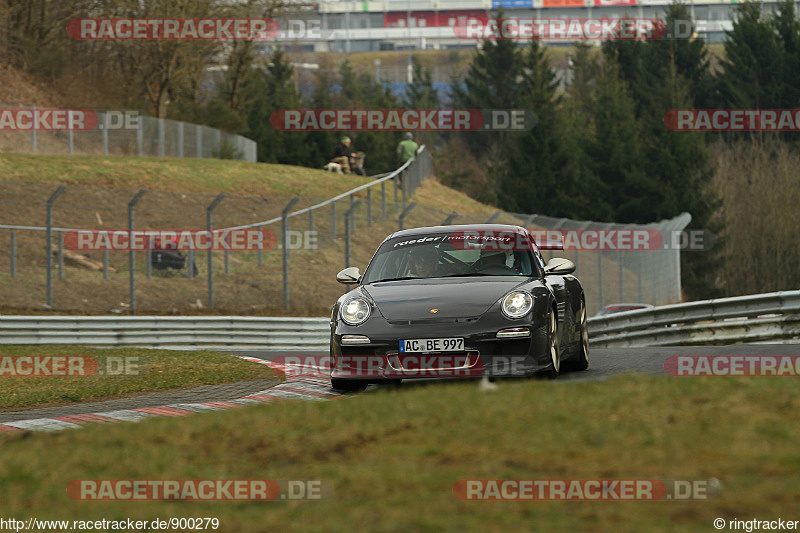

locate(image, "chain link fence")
[[0, 104, 256, 161], [0, 147, 689, 316]]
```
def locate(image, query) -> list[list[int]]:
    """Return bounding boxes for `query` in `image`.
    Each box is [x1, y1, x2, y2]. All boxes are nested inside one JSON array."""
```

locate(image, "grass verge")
[[0, 374, 797, 531], [0, 346, 277, 409]]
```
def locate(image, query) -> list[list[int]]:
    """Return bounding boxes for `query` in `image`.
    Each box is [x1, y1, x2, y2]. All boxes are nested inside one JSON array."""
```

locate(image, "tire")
[[540, 308, 560, 379], [566, 299, 590, 371], [331, 378, 368, 392]]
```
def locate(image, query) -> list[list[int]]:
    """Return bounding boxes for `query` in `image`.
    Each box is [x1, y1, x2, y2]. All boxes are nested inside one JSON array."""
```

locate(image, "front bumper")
[[331, 311, 552, 381]]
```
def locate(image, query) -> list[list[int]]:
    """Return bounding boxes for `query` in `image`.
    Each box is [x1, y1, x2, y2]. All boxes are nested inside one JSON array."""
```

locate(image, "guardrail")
[[0, 316, 330, 349], [1, 290, 797, 348], [587, 290, 800, 347]]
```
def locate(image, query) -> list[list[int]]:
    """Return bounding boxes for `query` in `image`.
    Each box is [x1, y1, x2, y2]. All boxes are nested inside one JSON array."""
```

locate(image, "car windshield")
[[362, 232, 539, 283]]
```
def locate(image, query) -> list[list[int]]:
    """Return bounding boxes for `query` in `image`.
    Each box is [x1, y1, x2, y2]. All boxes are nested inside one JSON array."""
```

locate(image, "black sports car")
[[329, 224, 589, 391]]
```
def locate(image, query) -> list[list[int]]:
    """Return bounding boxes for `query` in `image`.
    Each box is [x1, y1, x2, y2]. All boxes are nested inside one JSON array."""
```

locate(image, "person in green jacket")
[[397, 132, 418, 164]]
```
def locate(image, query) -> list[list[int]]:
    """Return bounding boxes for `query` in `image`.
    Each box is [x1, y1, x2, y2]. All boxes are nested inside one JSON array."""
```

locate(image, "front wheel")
[[540, 309, 560, 379]]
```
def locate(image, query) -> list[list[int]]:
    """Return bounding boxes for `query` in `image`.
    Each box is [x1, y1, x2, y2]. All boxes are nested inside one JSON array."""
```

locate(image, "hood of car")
[[363, 277, 529, 320]]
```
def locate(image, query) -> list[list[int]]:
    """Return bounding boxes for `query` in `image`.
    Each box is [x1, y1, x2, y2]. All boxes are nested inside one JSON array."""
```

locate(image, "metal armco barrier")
[[0, 291, 798, 349], [588, 290, 800, 347]]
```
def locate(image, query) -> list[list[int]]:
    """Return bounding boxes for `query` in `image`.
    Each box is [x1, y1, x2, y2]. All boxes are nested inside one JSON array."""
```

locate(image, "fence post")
[[31, 106, 36, 153], [486, 210, 503, 223], [128, 189, 147, 314], [10, 230, 16, 277], [345, 199, 363, 269], [68, 129, 74, 155], [146, 235, 153, 279], [282, 197, 300, 311], [367, 188, 372, 227], [158, 118, 165, 157], [618, 250, 624, 303], [207, 193, 226, 308], [331, 201, 337, 241], [103, 249, 109, 280], [196, 125, 202, 157], [178, 122, 184, 158], [186, 250, 195, 279], [381, 180, 387, 219], [597, 250, 604, 309], [102, 111, 109, 156], [443, 212, 458, 225], [399, 202, 418, 231], [225, 250, 230, 274], [401, 169, 407, 213], [45, 186, 66, 308], [393, 175, 399, 213], [58, 233, 64, 280], [137, 118, 144, 156]]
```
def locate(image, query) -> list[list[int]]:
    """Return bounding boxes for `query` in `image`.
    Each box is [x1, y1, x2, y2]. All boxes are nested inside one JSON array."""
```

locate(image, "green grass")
[[0, 153, 371, 197], [1, 374, 798, 531], [0, 346, 277, 409]]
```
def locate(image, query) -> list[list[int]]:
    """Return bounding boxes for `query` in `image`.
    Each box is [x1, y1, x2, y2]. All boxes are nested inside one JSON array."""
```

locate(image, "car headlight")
[[340, 298, 371, 325], [502, 291, 533, 319]]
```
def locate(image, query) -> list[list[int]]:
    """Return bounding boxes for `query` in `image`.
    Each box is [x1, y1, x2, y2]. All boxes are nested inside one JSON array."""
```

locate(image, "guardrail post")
[[282, 197, 300, 311], [10, 230, 16, 277], [45, 185, 66, 308], [399, 202, 418, 231], [128, 189, 147, 314], [345, 199, 363, 269], [207, 193, 226, 308], [443, 212, 458, 225]]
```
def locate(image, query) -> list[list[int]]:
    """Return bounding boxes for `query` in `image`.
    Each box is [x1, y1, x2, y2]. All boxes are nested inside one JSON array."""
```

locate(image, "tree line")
[[2, 0, 799, 298]]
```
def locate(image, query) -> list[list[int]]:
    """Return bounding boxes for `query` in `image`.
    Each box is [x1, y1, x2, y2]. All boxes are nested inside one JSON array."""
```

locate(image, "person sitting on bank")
[[332, 136, 355, 174]]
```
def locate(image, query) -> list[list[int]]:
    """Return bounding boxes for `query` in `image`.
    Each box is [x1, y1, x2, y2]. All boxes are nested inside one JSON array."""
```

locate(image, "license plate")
[[399, 338, 464, 353]]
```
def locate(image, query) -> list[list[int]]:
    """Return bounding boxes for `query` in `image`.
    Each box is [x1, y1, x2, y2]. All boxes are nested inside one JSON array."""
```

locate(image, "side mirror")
[[544, 258, 575, 275], [336, 266, 361, 284]]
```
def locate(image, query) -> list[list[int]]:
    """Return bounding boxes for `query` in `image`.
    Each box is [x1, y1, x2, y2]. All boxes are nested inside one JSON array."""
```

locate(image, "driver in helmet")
[[408, 246, 441, 278], [475, 248, 514, 271]]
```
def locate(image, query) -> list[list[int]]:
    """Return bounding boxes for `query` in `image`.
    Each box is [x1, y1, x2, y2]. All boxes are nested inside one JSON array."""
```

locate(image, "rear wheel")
[[566, 299, 590, 371]]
